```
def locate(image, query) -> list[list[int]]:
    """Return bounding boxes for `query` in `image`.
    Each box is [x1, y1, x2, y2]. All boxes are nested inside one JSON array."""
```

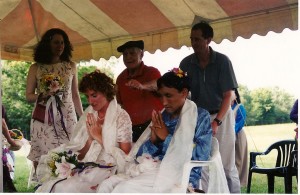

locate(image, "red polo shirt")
[[116, 62, 163, 125]]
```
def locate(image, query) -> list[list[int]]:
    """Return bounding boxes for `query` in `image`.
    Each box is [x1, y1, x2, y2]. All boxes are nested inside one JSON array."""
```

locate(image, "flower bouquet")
[[47, 150, 115, 180], [7, 129, 24, 151], [33, 73, 69, 139], [48, 150, 79, 179], [38, 73, 65, 107], [9, 129, 23, 140], [39, 73, 64, 97]]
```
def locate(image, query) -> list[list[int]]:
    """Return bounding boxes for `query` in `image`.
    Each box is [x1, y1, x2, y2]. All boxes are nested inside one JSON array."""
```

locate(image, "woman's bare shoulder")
[[28, 63, 39, 72], [69, 61, 76, 67], [30, 62, 38, 67]]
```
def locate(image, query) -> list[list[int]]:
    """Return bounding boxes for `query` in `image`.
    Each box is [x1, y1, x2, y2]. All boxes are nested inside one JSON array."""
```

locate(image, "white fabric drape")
[[103, 99, 198, 192], [36, 98, 128, 192], [206, 138, 230, 193], [209, 108, 241, 193]]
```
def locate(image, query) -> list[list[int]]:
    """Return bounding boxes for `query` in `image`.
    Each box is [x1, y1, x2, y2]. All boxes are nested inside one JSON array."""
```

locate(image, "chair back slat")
[[274, 140, 296, 167], [289, 150, 298, 168]]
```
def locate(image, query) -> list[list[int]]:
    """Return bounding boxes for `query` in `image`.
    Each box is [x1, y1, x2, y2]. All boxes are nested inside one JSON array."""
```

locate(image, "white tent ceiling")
[[0, 0, 298, 62]]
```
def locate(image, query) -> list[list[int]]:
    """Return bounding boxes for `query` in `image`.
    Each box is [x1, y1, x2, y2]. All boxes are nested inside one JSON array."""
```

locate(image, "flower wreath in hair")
[[170, 68, 187, 78]]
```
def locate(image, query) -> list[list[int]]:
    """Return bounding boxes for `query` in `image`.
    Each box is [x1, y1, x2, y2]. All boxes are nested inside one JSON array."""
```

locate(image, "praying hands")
[[150, 110, 168, 144], [86, 113, 103, 145]]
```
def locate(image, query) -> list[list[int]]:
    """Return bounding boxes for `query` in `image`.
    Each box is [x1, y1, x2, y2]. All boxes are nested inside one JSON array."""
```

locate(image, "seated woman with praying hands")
[[35, 70, 132, 193]]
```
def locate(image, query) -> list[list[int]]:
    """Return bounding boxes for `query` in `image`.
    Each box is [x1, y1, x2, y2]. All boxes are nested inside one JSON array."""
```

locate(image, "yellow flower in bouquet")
[[39, 73, 64, 94], [9, 129, 23, 140]]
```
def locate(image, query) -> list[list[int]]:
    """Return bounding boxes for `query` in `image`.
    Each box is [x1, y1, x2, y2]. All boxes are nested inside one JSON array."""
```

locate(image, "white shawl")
[[37, 98, 128, 183], [126, 99, 198, 192]]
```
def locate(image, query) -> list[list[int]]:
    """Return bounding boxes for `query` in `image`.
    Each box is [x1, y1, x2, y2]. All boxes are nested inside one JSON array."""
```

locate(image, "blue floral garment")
[[136, 107, 212, 188]]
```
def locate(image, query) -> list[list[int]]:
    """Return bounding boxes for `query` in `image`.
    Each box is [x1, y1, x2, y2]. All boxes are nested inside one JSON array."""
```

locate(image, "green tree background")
[[1, 60, 296, 139], [238, 85, 295, 126]]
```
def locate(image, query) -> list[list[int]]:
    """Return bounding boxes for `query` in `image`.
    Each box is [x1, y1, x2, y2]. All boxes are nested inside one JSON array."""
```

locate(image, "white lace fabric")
[[36, 98, 132, 192]]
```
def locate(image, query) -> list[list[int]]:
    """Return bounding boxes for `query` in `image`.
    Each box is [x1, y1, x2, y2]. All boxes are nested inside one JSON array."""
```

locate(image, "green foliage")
[[272, 87, 295, 123], [2, 61, 33, 139], [77, 65, 97, 109], [238, 85, 295, 126], [251, 88, 275, 125]]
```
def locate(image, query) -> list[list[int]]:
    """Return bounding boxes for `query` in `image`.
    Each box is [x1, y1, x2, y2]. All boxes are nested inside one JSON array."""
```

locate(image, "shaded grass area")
[[12, 123, 298, 193]]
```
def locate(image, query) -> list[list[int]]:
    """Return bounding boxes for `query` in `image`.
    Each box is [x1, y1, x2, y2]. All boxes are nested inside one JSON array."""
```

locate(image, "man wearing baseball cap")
[[116, 40, 163, 142]]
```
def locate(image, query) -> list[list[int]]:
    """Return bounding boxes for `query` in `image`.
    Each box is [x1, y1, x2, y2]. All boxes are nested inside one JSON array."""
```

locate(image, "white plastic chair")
[[172, 137, 229, 193], [21, 140, 39, 188]]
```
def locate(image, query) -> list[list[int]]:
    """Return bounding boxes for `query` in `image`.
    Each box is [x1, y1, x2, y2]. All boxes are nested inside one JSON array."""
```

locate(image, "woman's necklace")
[[97, 102, 109, 121]]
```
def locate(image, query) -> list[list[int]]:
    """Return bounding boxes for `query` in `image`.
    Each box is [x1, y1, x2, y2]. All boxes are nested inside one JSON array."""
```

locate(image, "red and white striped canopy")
[[0, 0, 298, 62]]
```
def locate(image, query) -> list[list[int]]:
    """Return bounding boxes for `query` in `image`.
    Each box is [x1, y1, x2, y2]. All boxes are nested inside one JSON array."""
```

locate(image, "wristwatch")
[[214, 118, 222, 126]]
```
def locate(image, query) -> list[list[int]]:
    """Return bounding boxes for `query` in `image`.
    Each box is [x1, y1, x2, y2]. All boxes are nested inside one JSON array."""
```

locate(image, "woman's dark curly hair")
[[33, 28, 73, 64], [79, 70, 116, 101], [157, 69, 190, 92]]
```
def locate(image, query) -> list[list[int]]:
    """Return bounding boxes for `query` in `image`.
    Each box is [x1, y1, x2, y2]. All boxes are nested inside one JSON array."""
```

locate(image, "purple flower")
[[2, 155, 8, 163]]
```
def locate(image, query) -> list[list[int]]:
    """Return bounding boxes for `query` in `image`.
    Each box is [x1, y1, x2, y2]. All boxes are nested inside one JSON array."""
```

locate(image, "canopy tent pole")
[[0, 56, 3, 193]]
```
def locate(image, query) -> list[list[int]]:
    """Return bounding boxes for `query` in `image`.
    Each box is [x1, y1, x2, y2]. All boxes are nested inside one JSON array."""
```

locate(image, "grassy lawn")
[[11, 123, 298, 193], [241, 123, 298, 193]]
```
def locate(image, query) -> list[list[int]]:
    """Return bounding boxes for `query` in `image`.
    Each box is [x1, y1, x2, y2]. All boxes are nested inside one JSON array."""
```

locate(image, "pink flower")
[[170, 68, 186, 78], [55, 156, 76, 178], [49, 80, 60, 93]]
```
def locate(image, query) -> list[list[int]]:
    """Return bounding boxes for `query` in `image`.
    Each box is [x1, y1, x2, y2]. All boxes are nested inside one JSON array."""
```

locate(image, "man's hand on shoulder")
[[125, 79, 158, 91], [125, 79, 143, 90]]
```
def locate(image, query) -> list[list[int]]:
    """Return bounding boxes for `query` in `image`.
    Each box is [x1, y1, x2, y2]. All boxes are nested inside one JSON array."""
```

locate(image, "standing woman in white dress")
[[26, 28, 84, 172]]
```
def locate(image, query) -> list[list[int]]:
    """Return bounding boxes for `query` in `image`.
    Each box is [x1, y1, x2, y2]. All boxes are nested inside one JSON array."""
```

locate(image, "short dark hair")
[[33, 28, 73, 64], [192, 21, 214, 39], [79, 70, 116, 102], [157, 70, 190, 92]]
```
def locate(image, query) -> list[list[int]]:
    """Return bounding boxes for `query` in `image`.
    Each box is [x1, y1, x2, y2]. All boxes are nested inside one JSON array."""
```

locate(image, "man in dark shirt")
[[180, 21, 240, 193]]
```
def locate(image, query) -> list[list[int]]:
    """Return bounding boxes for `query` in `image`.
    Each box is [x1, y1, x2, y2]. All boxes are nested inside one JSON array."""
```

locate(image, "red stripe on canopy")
[[0, 1, 35, 46], [91, 0, 175, 34]]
